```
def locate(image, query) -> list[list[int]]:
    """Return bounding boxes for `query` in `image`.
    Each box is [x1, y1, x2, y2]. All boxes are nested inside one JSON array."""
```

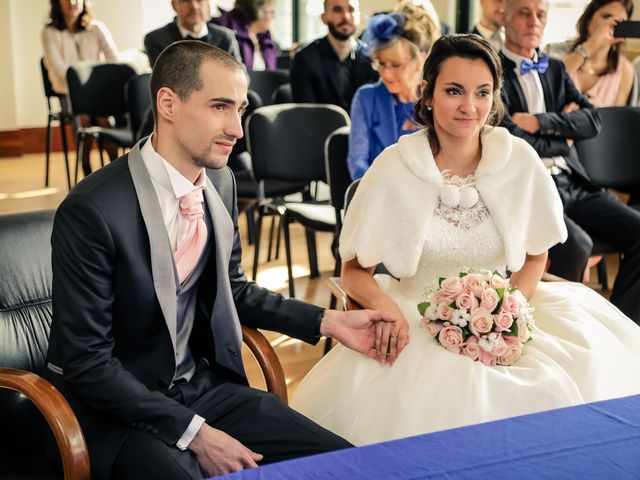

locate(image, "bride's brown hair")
[[414, 34, 505, 156]]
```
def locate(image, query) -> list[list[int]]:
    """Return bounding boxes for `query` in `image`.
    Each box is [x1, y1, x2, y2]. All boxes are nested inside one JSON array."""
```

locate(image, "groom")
[[45, 41, 399, 480]]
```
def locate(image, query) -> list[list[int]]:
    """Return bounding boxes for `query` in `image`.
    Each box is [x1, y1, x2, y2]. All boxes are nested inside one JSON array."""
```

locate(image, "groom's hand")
[[320, 310, 408, 363]]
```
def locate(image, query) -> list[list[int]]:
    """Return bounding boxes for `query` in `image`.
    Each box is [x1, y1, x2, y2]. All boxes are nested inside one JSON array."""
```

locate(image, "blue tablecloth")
[[216, 394, 640, 479]]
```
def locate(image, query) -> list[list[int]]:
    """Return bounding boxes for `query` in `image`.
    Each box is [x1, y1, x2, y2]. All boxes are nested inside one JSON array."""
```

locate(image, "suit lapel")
[[128, 141, 178, 354], [502, 55, 529, 112], [203, 177, 243, 375], [538, 70, 555, 113]]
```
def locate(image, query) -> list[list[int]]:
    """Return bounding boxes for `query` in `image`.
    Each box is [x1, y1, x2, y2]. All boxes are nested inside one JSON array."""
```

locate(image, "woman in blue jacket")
[[348, 2, 438, 180]]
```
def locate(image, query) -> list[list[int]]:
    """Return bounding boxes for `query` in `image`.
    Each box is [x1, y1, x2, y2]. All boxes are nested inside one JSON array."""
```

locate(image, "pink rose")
[[491, 274, 510, 289], [441, 276, 464, 299], [433, 290, 454, 305], [494, 310, 514, 332], [491, 335, 509, 357], [455, 292, 479, 312], [480, 288, 500, 313], [436, 302, 453, 321], [424, 319, 444, 337], [469, 308, 493, 336], [498, 336, 523, 365], [461, 336, 481, 360], [516, 318, 530, 343], [438, 325, 464, 352], [479, 350, 497, 367], [501, 292, 521, 315], [464, 273, 487, 298]]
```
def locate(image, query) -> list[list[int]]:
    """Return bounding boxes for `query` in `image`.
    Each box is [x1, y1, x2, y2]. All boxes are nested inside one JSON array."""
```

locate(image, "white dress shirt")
[[177, 21, 209, 40], [140, 137, 207, 450]]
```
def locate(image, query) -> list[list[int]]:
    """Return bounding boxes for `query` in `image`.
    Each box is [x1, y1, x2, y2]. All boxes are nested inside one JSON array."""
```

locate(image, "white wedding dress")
[[292, 175, 640, 446]]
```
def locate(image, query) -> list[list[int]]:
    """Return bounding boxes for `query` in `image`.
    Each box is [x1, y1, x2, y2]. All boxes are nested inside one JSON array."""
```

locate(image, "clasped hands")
[[321, 309, 410, 366]]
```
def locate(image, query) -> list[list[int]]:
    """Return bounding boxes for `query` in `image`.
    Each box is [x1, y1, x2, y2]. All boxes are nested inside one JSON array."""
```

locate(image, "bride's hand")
[[320, 309, 400, 360], [372, 301, 410, 365]]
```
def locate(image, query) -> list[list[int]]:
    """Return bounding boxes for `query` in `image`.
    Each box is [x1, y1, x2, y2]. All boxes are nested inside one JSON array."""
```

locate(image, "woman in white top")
[[42, 0, 119, 176]]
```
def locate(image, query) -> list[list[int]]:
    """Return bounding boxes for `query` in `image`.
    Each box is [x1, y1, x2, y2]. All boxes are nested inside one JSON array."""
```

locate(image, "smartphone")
[[613, 20, 640, 38]]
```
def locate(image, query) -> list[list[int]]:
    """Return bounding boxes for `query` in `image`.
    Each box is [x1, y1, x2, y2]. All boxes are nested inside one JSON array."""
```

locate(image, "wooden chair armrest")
[[241, 326, 288, 405], [542, 271, 567, 282], [0, 368, 90, 480], [326, 277, 363, 311]]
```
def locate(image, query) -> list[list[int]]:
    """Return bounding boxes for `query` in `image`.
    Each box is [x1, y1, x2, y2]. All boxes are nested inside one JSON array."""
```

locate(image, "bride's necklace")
[[438, 171, 479, 209]]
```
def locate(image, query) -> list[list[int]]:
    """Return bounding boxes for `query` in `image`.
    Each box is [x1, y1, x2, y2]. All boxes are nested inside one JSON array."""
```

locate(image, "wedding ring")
[[391, 333, 399, 339]]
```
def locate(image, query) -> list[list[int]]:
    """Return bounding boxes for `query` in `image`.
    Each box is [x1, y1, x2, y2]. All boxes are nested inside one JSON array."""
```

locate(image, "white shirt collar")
[[141, 135, 206, 199], [177, 20, 209, 39]]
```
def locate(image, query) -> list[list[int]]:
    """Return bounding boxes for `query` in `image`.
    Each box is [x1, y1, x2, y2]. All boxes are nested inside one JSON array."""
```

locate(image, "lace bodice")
[[398, 175, 507, 298]]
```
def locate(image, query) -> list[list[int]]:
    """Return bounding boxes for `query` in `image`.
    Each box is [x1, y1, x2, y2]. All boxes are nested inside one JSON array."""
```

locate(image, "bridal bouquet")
[[418, 270, 534, 366]]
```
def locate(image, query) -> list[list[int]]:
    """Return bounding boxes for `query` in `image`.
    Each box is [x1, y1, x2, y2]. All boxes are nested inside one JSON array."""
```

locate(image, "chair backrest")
[[344, 179, 360, 212], [40, 57, 59, 99], [126, 73, 151, 142], [66, 62, 136, 117], [248, 69, 289, 106], [325, 126, 351, 230], [272, 83, 292, 104], [0, 210, 57, 465], [246, 103, 350, 184], [575, 107, 640, 192]]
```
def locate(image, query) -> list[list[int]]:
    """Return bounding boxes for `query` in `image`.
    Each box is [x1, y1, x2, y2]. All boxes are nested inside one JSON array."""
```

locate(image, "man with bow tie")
[[499, 0, 640, 323], [144, 0, 241, 67]]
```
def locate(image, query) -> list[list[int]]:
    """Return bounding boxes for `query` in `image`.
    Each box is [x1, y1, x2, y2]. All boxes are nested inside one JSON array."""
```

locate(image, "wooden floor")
[[0, 150, 618, 400]]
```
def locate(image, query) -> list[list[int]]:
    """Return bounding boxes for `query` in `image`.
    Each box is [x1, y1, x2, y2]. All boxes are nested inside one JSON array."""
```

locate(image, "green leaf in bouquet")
[[494, 287, 505, 313], [462, 326, 471, 337], [503, 321, 518, 337], [438, 277, 446, 287], [418, 301, 430, 316]]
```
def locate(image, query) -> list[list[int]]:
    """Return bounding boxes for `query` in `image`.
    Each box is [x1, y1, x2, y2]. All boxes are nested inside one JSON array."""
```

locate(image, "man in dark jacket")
[[291, 0, 378, 113], [144, 0, 241, 66]]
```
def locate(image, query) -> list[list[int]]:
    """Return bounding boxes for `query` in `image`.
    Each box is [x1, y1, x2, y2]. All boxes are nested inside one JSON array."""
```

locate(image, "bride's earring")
[[427, 105, 432, 111]]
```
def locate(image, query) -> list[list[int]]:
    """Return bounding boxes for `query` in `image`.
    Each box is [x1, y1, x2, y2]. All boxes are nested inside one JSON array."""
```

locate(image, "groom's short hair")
[[149, 40, 244, 124]]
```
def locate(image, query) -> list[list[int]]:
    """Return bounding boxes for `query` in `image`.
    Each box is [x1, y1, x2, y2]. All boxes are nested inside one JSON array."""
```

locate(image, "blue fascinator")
[[363, 13, 407, 56]]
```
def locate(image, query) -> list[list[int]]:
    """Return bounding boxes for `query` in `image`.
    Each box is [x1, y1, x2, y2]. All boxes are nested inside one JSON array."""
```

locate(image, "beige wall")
[[0, 1, 18, 131]]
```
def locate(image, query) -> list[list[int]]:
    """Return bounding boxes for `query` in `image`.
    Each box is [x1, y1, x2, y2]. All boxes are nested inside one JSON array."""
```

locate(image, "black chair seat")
[[79, 126, 134, 148], [285, 202, 335, 231]]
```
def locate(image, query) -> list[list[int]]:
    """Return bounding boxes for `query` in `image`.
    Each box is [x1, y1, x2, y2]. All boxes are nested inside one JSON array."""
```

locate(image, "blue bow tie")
[[520, 55, 549, 75]]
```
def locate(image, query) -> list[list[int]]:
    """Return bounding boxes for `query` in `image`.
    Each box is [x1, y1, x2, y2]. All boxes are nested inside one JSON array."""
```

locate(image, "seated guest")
[[144, 0, 241, 67], [214, 0, 278, 71], [290, 0, 378, 113], [499, 0, 640, 323], [470, 0, 505, 51], [544, 0, 635, 107], [42, 0, 119, 175], [45, 40, 399, 479], [348, 2, 437, 180]]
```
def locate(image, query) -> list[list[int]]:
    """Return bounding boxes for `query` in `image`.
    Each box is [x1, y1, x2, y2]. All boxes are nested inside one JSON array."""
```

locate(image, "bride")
[[291, 34, 640, 445]]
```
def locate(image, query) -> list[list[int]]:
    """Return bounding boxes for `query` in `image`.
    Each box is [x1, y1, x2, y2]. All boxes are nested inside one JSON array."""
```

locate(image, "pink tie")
[[174, 189, 207, 284]]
